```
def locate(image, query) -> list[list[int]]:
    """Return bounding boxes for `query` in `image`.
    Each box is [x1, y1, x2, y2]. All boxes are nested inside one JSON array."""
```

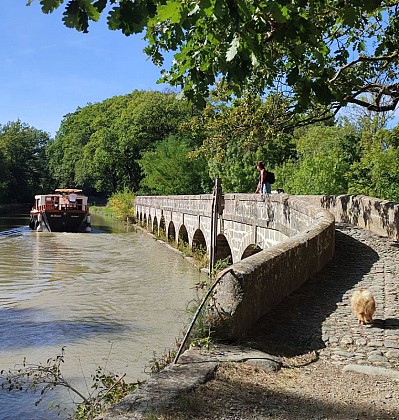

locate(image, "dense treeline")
[[47, 90, 203, 196], [0, 120, 52, 203], [1, 90, 398, 205]]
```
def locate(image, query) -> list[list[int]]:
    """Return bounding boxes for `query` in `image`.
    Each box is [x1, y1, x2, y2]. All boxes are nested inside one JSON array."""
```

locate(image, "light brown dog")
[[351, 288, 376, 325]]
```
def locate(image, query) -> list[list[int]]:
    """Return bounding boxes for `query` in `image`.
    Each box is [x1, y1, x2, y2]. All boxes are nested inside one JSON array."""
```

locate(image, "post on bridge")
[[209, 178, 224, 273]]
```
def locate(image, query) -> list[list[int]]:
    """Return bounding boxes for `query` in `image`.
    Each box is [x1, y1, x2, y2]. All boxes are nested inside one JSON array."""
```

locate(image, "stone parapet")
[[298, 195, 399, 242], [209, 196, 335, 340]]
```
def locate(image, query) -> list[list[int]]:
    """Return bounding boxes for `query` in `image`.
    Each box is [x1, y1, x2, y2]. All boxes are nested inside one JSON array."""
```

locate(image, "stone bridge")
[[134, 192, 399, 340], [135, 191, 333, 265]]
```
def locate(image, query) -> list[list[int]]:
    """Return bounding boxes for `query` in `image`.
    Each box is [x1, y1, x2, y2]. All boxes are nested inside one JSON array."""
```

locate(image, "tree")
[[0, 148, 11, 202], [0, 120, 52, 203], [347, 125, 399, 201], [276, 125, 359, 195], [30, 0, 399, 125], [47, 90, 196, 195], [139, 134, 211, 195], [187, 93, 297, 192]]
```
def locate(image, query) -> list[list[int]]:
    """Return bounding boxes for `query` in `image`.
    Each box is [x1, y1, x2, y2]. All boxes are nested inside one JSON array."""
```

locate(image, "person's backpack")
[[265, 171, 275, 184]]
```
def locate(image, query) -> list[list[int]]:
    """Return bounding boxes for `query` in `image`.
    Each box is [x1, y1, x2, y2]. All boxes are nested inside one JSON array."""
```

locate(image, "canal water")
[[0, 212, 205, 419]]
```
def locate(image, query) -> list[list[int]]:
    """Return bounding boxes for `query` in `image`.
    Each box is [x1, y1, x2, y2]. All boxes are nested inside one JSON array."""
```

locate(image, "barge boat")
[[29, 188, 91, 232]]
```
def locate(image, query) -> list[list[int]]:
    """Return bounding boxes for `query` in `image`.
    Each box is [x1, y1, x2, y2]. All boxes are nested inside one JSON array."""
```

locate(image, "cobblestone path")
[[243, 223, 399, 369]]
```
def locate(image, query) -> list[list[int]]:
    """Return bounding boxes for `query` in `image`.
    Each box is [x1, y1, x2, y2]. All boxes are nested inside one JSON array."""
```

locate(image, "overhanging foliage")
[[29, 0, 399, 123]]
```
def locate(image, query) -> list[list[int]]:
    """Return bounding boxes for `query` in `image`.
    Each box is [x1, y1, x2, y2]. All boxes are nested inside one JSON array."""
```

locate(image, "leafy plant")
[[107, 188, 135, 221], [210, 257, 232, 279], [191, 245, 209, 270], [146, 347, 178, 376], [75, 367, 137, 419], [1, 347, 138, 419]]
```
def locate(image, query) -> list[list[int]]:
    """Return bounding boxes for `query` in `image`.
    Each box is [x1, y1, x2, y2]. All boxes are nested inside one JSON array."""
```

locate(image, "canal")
[[0, 211, 205, 419]]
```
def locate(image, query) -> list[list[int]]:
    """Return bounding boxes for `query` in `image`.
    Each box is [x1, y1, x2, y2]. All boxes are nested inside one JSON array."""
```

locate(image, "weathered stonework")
[[135, 193, 335, 340], [298, 195, 399, 241]]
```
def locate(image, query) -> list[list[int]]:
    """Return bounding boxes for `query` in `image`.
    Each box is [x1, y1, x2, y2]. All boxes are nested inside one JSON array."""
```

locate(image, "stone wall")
[[209, 195, 335, 340], [298, 195, 399, 242]]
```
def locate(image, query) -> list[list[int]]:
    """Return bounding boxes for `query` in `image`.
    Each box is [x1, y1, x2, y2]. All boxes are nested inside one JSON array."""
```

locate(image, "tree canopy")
[[46, 90, 198, 195], [30, 0, 399, 123], [0, 120, 51, 202], [2, 90, 399, 202]]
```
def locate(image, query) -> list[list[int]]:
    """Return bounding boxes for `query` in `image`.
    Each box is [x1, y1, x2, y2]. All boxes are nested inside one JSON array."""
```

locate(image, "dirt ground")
[[154, 356, 399, 420]]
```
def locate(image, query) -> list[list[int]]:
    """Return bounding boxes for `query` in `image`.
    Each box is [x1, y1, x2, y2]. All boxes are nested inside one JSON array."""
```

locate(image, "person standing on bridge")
[[255, 161, 271, 194]]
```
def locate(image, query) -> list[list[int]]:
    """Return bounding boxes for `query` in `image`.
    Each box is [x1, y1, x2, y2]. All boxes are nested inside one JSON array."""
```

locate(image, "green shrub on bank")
[[107, 189, 135, 221]]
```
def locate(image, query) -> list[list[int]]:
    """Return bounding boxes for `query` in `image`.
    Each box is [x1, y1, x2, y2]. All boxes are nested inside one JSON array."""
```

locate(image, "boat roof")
[[55, 188, 83, 194]]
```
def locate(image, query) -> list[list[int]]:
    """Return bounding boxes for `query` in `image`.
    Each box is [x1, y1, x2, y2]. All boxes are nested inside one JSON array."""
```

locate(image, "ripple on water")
[[0, 216, 205, 419]]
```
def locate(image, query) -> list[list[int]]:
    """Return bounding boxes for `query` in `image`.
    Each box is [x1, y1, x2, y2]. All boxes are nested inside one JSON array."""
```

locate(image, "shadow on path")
[[241, 228, 379, 357], [371, 318, 399, 330]]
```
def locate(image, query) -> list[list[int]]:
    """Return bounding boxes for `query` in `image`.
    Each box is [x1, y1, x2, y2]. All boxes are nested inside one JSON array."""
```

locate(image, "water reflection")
[[0, 213, 205, 419], [0, 307, 132, 351]]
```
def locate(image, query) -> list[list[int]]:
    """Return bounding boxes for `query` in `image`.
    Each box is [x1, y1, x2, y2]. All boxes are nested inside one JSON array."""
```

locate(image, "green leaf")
[[286, 66, 299, 86], [82, 0, 101, 21], [157, 1, 182, 24], [251, 52, 259, 68], [62, 1, 88, 32], [226, 36, 239, 62], [93, 0, 107, 14], [39, 0, 62, 14], [342, 7, 357, 27], [363, 0, 382, 13], [268, 3, 288, 23], [312, 80, 332, 104], [107, 1, 148, 34], [188, 4, 200, 16]]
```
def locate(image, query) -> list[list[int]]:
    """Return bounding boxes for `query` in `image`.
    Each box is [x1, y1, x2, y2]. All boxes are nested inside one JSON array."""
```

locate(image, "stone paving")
[[242, 223, 399, 370]]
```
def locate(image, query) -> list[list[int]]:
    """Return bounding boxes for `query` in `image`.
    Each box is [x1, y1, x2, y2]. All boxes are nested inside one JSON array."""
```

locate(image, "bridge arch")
[[192, 229, 206, 252], [152, 216, 158, 234], [159, 216, 166, 236], [178, 225, 189, 246], [241, 244, 262, 260], [215, 234, 232, 264], [168, 221, 176, 243]]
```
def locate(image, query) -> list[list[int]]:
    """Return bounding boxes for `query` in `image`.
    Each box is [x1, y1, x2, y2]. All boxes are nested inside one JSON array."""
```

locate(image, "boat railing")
[[36, 203, 87, 212]]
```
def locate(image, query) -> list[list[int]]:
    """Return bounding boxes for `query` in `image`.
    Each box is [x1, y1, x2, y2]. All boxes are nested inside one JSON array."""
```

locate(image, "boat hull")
[[29, 210, 91, 233]]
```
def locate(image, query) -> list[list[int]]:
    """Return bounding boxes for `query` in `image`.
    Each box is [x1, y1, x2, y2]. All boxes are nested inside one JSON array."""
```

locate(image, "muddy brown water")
[[0, 213, 205, 419]]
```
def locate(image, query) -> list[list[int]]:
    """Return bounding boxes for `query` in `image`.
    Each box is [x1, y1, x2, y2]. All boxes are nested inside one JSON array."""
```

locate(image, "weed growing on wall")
[[191, 245, 209, 269]]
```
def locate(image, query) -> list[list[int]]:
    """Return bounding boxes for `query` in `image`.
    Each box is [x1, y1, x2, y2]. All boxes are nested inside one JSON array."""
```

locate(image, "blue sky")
[[1, 1, 170, 137]]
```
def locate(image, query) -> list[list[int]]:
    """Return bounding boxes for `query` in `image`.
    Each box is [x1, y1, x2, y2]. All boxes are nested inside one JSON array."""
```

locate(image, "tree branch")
[[329, 51, 399, 83], [346, 96, 399, 112]]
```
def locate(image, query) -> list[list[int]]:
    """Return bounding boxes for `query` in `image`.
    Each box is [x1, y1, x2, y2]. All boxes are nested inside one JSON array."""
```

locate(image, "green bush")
[[107, 189, 135, 221]]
